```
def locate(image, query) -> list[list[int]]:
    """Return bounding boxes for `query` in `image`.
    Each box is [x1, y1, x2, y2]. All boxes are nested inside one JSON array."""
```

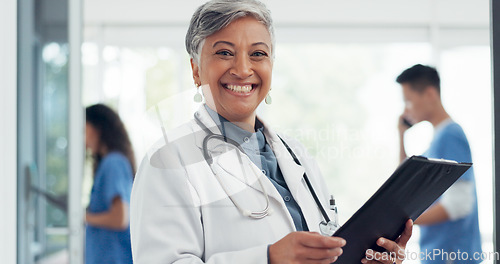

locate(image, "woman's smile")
[[221, 82, 258, 97], [223, 83, 255, 93]]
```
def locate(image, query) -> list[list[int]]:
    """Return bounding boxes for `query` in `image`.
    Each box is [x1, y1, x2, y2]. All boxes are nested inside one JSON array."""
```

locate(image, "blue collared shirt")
[[204, 105, 308, 231]]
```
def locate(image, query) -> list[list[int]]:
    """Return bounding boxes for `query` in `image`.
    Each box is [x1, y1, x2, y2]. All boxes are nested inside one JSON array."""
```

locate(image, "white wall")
[[83, 0, 489, 50], [0, 0, 18, 263], [84, 0, 488, 26]]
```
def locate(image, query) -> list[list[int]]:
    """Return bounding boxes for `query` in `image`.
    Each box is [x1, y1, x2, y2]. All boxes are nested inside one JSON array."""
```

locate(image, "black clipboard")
[[332, 155, 472, 264]]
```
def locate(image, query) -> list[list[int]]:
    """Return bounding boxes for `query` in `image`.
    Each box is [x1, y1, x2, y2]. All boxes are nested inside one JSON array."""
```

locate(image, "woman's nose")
[[230, 55, 253, 78]]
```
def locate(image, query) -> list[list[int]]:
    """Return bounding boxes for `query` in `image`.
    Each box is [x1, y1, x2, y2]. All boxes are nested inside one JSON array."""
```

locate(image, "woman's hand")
[[269, 232, 346, 264], [362, 219, 413, 264]]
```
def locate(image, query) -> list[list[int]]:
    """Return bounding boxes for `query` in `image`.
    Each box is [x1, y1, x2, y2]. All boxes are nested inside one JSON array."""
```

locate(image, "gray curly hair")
[[185, 0, 275, 64]]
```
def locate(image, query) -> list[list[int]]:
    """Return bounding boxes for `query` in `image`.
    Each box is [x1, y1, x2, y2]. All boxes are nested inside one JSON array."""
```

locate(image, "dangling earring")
[[193, 84, 203, 103], [265, 91, 272, 105]]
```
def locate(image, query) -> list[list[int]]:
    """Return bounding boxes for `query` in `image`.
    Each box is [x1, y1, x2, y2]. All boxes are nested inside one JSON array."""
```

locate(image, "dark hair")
[[85, 104, 136, 176], [396, 64, 441, 94]]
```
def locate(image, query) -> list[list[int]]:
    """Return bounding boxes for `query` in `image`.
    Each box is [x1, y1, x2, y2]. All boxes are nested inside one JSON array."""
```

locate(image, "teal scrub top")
[[420, 121, 482, 264], [85, 152, 133, 264]]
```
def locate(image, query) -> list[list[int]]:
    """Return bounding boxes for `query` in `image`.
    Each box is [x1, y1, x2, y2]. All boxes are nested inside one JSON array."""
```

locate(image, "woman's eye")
[[252, 51, 268, 57], [216, 50, 233, 56]]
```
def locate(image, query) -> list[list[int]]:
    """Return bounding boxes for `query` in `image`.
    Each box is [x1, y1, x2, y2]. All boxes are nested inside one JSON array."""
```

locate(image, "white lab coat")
[[130, 105, 336, 264]]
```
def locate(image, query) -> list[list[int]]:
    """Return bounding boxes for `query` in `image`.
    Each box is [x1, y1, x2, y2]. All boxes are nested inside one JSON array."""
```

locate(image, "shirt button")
[[243, 137, 250, 143], [261, 170, 266, 175], [284, 196, 291, 202]]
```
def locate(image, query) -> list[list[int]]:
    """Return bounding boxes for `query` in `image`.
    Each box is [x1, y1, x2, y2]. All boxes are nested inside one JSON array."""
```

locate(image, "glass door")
[[17, 0, 83, 263]]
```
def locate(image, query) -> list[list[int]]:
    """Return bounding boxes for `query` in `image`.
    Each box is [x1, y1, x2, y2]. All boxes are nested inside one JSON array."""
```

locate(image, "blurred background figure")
[[84, 104, 135, 264], [397, 64, 482, 263]]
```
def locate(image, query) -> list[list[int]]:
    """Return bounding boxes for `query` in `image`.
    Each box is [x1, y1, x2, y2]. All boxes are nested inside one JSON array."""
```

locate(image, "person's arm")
[[414, 203, 449, 225], [415, 180, 475, 225], [87, 154, 133, 230], [86, 196, 129, 230], [399, 134, 407, 163], [398, 115, 410, 164]]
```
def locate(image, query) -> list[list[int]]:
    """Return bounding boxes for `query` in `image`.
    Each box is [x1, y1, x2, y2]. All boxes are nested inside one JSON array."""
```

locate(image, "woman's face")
[[191, 16, 273, 122], [85, 122, 99, 154]]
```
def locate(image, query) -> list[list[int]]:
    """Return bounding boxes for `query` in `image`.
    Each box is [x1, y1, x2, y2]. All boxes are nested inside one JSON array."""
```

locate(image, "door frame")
[[68, 0, 84, 263], [0, 0, 18, 263], [492, 0, 500, 263]]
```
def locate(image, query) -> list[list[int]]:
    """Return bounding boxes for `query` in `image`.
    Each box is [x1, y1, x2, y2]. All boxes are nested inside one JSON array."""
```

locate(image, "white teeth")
[[226, 84, 253, 93]]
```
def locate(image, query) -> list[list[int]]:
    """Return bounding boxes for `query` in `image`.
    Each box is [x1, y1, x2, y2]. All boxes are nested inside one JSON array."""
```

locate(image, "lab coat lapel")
[[261, 120, 323, 233]]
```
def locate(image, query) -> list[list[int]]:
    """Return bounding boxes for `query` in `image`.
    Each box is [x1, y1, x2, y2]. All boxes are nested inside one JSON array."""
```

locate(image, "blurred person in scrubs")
[[85, 104, 135, 264], [397, 64, 482, 264]]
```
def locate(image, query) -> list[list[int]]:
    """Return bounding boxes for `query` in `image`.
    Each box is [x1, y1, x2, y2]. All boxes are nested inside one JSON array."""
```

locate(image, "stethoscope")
[[194, 112, 340, 236]]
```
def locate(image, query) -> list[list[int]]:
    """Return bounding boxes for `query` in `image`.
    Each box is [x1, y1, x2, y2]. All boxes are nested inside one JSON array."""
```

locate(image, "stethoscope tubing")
[[195, 113, 272, 218], [276, 136, 331, 224]]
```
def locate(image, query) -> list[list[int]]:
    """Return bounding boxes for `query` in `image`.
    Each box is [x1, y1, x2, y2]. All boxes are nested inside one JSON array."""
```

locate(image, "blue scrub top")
[[420, 121, 482, 264], [85, 152, 134, 264]]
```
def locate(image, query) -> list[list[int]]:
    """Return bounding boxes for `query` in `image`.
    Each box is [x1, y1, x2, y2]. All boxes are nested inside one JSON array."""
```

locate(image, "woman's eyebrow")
[[213, 41, 234, 48], [212, 41, 270, 50], [252, 42, 269, 49]]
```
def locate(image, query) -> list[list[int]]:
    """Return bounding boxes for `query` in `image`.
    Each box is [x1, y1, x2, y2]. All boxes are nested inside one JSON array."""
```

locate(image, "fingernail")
[[366, 249, 373, 256], [341, 239, 346, 246], [378, 238, 385, 245], [361, 258, 367, 264]]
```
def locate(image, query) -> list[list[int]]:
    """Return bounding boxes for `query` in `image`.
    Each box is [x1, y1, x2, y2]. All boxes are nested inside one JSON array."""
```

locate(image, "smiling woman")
[[129, 1, 412, 264]]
